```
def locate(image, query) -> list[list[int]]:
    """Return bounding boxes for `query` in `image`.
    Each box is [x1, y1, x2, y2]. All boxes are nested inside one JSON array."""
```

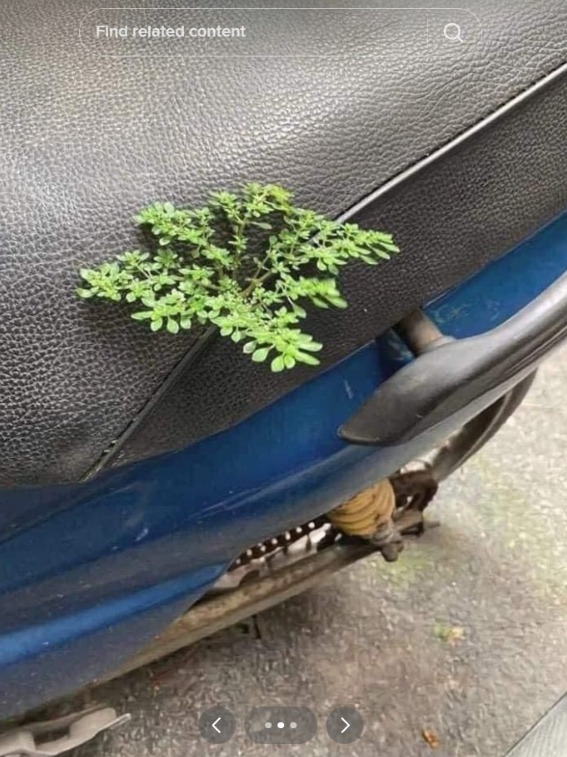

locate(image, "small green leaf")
[[295, 351, 320, 366], [311, 297, 329, 308], [131, 311, 152, 320], [243, 341, 257, 354], [327, 295, 348, 309], [252, 348, 269, 362], [284, 355, 296, 369], [166, 318, 179, 334], [150, 317, 163, 331], [76, 288, 94, 299], [271, 355, 286, 372], [298, 339, 323, 352]]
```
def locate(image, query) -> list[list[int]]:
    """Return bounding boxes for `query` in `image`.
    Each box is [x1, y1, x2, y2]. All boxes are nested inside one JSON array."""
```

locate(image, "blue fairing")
[[1, 213, 567, 718]]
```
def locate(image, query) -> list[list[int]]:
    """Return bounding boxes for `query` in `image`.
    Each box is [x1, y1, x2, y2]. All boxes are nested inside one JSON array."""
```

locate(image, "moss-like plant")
[[77, 183, 398, 371]]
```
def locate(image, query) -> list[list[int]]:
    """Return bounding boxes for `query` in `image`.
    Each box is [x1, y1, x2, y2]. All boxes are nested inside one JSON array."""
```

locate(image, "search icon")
[[444, 22, 464, 43]]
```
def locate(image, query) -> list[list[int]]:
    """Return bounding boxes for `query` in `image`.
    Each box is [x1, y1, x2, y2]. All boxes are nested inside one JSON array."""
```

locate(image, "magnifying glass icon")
[[444, 22, 464, 43]]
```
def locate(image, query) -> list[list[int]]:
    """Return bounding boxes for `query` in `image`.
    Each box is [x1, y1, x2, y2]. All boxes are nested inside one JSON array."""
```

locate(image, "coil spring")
[[327, 479, 396, 537]]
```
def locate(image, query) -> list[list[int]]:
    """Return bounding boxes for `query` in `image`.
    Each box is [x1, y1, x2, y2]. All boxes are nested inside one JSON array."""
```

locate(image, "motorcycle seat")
[[1, 0, 567, 485]]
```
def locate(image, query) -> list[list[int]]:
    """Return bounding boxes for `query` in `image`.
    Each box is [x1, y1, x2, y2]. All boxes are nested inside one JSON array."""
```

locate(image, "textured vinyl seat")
[[2, 0, 567, 486]]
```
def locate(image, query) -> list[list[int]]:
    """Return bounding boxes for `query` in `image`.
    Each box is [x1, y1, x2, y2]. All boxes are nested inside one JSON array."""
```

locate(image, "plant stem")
[[241, 269, 273, 299]]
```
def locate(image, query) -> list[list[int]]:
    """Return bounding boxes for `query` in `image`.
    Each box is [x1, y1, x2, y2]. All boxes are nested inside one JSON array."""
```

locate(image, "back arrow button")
[[199, 706, 236, 744]]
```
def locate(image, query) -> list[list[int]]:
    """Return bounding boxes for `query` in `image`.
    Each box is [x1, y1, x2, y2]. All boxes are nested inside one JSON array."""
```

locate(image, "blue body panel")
[[1, 213, 567, 718]]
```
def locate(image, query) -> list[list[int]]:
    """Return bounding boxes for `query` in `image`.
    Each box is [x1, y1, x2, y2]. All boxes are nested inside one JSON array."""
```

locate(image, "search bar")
[[80, 8, 482, 58]]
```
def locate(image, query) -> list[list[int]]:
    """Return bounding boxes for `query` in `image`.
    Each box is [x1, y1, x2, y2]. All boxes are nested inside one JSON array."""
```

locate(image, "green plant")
[[77, 183, 399, 371]]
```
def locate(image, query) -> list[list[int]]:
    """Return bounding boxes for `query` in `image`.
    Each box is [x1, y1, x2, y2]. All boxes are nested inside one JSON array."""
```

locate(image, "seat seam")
[[337, 58, 567, 223]]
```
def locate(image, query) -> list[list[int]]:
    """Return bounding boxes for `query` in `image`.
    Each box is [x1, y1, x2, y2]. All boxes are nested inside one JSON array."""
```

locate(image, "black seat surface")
[[2, 0, 567, 486]]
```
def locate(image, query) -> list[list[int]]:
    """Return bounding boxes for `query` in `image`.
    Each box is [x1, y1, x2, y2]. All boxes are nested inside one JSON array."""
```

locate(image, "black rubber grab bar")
[[339, 272, 567, 446]]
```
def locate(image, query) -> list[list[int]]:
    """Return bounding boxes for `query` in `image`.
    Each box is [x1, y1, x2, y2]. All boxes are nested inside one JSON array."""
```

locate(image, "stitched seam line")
[[337, 58, 567, 223]]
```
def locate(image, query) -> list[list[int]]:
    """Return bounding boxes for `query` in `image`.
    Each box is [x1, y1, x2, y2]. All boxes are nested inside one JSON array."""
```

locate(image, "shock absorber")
[[327, 478, 403, 562]]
